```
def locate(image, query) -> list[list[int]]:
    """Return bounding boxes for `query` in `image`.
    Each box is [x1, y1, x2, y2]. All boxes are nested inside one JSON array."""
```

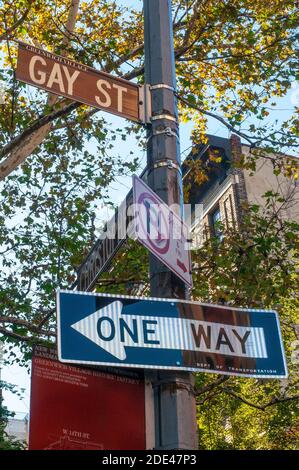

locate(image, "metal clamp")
[[151, 114, 177, 123], [139, 84, 152, 124], [150, 84, 175, 92], [147, 126, 179, 142], [153, 159, 182, 172]]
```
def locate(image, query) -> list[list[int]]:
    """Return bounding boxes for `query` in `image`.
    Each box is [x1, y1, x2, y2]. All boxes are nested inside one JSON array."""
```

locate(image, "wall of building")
[[189, 134, 299, 248], [218, 183, 238, 231], [241, 146, 299, 223], [5, 413, 29, 444]]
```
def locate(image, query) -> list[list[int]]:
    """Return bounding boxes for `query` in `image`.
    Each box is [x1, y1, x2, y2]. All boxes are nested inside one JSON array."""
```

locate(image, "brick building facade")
[[185, 134, 299, 248]]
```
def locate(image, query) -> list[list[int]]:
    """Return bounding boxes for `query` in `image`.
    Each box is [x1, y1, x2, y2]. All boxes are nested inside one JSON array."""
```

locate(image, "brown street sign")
[[77, 192, 131, 292], [16, 42, 144, 122], [76, 168, 147, 292]]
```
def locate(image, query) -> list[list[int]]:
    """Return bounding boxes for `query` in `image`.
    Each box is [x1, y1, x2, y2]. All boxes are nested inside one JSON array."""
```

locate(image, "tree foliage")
[[102, 194, 299, 449], [192, 194, 299, 449], [0, 381, 26, 450]]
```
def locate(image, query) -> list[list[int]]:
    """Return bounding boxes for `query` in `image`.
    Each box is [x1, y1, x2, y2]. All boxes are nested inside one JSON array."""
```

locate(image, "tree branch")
[[221, 387, 299, 411], [176, 94, 299, 148], [0, 101, 80, 170], [0, 1, 33, 42], [176, 94, 254, 144], [96, 276, 144, 287], [0, 0, 81, 181], [0, 315, 56, 337], [195, 375, 230, 396], [36, 309, 56, 330], [0, 326, 55, 345], [51, 107, 99, 131]]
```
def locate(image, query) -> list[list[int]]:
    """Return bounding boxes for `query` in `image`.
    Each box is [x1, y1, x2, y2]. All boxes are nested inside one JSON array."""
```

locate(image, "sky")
[[1, 356, 31, 415], [1, 0, 298, 415]]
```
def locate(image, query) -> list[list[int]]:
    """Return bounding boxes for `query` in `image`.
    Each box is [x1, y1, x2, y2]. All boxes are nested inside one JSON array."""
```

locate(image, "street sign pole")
[[143, 0, 198, 450]]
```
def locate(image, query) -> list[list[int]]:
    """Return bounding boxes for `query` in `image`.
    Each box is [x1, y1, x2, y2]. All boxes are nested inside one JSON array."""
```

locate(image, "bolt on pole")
[[143, 0, 198, 450]]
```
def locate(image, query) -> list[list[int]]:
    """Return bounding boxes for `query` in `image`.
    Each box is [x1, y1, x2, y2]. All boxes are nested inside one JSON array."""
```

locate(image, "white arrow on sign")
[[71, 301, 268, 362]]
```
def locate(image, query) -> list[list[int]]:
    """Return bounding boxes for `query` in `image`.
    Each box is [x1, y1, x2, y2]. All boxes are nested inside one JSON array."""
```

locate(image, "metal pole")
[[143, 0, 198, 450]]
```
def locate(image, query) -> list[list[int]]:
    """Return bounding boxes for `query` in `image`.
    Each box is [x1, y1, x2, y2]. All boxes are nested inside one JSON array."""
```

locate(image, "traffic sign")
[[29, 346, 145, 450], [133, 175, 192, 287], [16, 42, 146, 123], [57, 290, 288, 378], [76, 168, 147, 291]]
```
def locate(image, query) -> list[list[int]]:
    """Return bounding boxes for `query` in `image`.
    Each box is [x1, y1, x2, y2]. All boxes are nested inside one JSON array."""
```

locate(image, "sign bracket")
[[152, 159, 181, 172], [150, 83, 174, 92], [139, 84, 152, 124], [147, 126, 179, 143]]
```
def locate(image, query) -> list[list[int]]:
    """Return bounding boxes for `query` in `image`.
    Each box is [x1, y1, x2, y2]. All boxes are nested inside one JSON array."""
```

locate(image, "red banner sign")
[[29, 347, 145, 450]]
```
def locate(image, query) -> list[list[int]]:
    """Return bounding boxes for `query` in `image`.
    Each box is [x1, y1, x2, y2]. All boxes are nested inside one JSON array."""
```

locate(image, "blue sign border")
[[57, 289, 288, 379]]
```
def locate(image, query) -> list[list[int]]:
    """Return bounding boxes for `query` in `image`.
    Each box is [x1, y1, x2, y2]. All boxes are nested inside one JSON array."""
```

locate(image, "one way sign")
[[57, 290, 287, 378]]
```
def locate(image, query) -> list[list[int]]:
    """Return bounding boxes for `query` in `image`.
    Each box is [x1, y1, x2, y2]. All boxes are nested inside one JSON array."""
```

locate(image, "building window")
[[223, 194, 236, 229], [210, 206, 223, 240]]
